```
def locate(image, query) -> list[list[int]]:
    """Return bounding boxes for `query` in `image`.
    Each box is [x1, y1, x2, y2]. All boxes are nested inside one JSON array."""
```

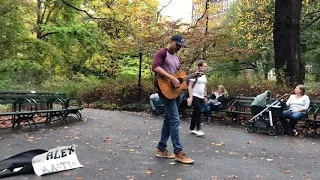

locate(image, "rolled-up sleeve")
[[152, 48, 167, 71]]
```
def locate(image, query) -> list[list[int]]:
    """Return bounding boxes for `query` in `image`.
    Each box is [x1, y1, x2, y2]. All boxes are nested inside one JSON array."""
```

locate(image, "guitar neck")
[[182, 73, 198, 82]]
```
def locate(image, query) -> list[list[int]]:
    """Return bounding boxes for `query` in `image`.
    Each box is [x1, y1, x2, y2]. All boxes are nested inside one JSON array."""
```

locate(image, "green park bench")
[[0, 90, 83, 131], [153, 94, 320, 135], [224, 96, 320, 135]]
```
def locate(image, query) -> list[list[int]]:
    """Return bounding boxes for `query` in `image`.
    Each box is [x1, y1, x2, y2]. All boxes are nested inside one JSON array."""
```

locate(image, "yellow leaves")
[[229, 152, 239, 155], [284, 170, 290, 174], [146, 168, 153, 175], [212, 142, 225, 146], [228, 0, 274, 51]]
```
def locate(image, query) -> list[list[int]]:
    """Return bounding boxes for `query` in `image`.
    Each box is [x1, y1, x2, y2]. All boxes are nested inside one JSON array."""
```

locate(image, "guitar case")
[[0, 149, 47, 178]]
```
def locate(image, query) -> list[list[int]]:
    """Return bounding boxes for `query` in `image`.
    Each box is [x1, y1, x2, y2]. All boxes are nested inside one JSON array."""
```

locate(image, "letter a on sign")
[[32, 145, 83, 176]]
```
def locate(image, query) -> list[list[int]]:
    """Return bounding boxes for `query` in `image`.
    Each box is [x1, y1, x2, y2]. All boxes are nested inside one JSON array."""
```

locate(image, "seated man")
[[149, 93, 161, 115]]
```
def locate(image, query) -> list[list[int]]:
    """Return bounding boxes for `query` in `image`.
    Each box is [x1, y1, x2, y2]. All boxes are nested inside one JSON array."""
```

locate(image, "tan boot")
[[175, 150, 194, 164], [155, 148, 175, 159]]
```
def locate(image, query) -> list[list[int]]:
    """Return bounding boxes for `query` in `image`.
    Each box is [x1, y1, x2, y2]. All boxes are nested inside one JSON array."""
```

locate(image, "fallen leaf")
[[177, 178, 183, 180], [129, 149, 135, 152], [303, 174, 310, 178], [99, 168, 104, 171], [228, 175, 240, 178], [229, 152, 238, 155], [126, 176, 135, 180], [256, 174, 265, 178], [76, 177, 82, 180], [210, 176, 218, 180], [63, 172, 72, 176], [284, 170, 290, 174], [146, 170, 153, 175], [104, 137, 111, 142]]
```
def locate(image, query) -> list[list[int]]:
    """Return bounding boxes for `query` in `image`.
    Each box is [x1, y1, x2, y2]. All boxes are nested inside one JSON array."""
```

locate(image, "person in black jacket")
[[205, 85, 228, 120]]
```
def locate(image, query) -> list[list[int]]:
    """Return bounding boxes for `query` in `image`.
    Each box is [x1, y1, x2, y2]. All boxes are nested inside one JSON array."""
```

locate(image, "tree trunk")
[[273, 0, 303, 87], [36, 0, 43, 39]]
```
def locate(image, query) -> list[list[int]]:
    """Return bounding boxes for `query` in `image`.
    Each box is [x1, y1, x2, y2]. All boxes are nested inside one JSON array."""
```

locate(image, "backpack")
[[0, 149, 47, 178]]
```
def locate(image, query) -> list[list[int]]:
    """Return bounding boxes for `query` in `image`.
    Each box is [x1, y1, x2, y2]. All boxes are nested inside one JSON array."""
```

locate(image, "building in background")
[[192, 0, 236, 24]]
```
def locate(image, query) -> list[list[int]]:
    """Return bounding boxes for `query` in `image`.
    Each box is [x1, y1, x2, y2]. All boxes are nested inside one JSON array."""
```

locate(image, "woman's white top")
[[286, 95, 310, 111], [190, 75, 207, 99]]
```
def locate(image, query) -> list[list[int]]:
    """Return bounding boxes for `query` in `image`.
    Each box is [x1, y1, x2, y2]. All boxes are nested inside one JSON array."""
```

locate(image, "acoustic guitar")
[[155, 70, 204, 99]]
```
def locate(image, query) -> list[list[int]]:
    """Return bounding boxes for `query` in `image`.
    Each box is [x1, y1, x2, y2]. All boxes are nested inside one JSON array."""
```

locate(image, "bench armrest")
[[65, 97, 82, 108], [49, 98, 67, 109], [16, 98, 37, 112], [314, 108, 320, 120]]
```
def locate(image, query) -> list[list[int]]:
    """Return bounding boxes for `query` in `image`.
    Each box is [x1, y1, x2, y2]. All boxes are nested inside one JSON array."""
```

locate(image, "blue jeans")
[[157, 96, 183, 154], [282, 110, 307, 132], [205, 102, 223, 118]]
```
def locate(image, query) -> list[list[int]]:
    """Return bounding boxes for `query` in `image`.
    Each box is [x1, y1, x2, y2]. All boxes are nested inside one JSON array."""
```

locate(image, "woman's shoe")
[[195, 130, 205, 137]]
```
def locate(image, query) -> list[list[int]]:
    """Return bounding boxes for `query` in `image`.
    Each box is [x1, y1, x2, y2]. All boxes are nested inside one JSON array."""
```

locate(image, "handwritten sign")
[[32, 144, 83, 176]]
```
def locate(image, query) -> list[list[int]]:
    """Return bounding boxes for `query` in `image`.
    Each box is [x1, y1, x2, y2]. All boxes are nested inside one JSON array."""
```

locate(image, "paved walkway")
[[0, 108, 319, 180]]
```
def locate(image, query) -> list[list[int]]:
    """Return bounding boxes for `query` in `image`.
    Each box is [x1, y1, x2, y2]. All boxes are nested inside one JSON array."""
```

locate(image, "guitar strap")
[[191, 77, 198, 88]]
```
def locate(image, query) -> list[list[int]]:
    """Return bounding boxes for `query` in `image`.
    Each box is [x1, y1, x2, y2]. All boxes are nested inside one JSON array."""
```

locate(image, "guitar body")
[[157, 70, 188, 99]]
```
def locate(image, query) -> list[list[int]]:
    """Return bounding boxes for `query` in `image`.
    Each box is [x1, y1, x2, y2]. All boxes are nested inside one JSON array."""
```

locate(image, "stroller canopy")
[[251, 90, 271, 107]]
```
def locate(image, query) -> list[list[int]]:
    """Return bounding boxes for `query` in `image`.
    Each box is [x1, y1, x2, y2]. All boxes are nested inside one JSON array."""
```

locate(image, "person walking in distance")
[[187, 60, 207, 137], [152, 34, 194, 164]]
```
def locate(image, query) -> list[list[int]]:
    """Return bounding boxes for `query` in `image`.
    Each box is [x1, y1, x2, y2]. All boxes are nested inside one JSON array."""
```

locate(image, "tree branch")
[[194, 0, 209, 26], [302, 15, 320, 30], [0, 5, 16, 16], [156, 0, 173, 22], [303, 10, 320, 18], [61, 0, 107, 20]]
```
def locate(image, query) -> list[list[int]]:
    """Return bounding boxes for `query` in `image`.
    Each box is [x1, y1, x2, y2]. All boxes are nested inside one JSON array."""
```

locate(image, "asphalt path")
[[0, 108, 319, 180]]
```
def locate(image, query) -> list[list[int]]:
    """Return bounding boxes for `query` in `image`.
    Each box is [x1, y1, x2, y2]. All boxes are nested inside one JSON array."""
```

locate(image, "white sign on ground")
[[32, 144, 83, 176]]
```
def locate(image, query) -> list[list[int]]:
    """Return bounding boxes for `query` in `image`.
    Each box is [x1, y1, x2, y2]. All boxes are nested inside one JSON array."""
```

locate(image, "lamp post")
[[137, 43, 143, 103]]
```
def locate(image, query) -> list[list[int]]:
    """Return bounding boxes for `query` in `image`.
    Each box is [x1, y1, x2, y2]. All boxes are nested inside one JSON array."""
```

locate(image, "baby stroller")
[[247, 91, 285, 136]]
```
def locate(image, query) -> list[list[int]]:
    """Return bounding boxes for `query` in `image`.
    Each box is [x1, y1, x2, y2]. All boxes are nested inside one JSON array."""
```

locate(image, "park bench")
[[0, 90, 83, 131], [152, 94, 320, 135], [223, 95, 320, 135]]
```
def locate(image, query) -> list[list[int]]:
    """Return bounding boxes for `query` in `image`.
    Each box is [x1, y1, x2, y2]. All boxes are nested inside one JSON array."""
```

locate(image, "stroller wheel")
[[247, 125, 257, 133], [268, 127, 277, 136], [276, 126, 284, 134]]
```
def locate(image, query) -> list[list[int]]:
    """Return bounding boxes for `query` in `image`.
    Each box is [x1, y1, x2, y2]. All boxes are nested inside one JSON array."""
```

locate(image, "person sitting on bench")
[[205, 85, 228, 120], [281, 85, 310, 136]]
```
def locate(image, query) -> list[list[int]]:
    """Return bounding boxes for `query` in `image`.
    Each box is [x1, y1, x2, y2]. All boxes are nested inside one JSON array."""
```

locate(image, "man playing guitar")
[[152, 34, 194, 164]]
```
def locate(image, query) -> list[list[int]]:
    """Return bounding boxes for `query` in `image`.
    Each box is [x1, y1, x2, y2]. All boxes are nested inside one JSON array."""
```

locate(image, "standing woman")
[[187, 60, 207, 137], [282, 85, 310, 136]]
